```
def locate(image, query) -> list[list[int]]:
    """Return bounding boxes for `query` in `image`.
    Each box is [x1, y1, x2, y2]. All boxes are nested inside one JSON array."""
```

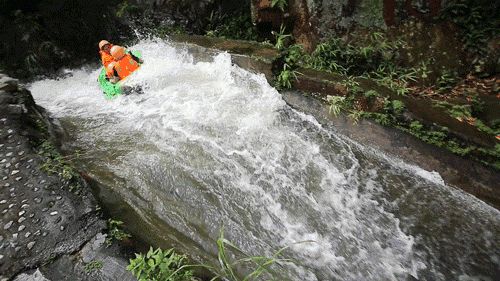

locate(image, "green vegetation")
[[433, 100, 500, 137], [273, 25, 292, 51], [207, 228, 292, 280], [274, 29, 301, 89], [436, 70, 458, 93], [268, 17, 498, 169], [105, 219, 131, 247], [273, 32, 425, 95], [271, 0, 288, 11], [327, 96, 348, 117], [276, 64, 298, 89], [154, 25, 187, 38], [116, 1, 141, 18], [84, 260, 103, 273], [440, 0, 499, 74], [37, 140, 81, 192], [309, 33, 427, 96], [321, 82, 498, 169], [402, 121, 476, 156], [205, 12, 258, 41], [128, 229, 297, 281], [308, 33, 404, 75], [127, 248, 194, 281]]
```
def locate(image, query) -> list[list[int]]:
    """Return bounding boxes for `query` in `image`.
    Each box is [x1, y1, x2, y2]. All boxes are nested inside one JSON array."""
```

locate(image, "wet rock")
[[0, 76, 18, 92], [40, 233, 136, 281], [13, 269, 49, 281]]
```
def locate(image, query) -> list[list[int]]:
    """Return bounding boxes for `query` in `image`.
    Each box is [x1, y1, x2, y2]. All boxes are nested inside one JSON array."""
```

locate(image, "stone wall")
[[0, 74, 98, 278]]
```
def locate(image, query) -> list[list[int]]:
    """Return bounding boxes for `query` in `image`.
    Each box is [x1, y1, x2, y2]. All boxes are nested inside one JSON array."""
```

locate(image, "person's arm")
[[100, 53, 106, 65], [109, 69, 120, 83], [106, 67, 120, 83]]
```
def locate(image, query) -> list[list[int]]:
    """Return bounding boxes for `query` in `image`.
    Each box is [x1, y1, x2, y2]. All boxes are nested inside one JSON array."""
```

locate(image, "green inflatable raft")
[[98, 50, 142, 99]]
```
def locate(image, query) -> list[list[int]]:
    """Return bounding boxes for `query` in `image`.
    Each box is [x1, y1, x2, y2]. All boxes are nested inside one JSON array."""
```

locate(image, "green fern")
[[271, 0, 288, 11]]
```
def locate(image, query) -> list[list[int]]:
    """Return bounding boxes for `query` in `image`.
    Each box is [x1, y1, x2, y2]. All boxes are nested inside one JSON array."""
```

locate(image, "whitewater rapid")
[[29, 39, 500, 280]]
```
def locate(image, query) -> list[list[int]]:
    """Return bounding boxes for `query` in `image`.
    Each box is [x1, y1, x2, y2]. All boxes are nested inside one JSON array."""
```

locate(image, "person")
[[98, 40, 114, 68], [105, 45, 143, 83]]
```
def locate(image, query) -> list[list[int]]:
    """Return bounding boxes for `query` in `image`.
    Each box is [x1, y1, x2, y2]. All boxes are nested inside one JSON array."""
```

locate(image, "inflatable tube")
[[98, 50, 142, 99]]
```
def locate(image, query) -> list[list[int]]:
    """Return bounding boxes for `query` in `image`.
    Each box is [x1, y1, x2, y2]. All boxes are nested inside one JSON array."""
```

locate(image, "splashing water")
[[29, 39, 500, 280]]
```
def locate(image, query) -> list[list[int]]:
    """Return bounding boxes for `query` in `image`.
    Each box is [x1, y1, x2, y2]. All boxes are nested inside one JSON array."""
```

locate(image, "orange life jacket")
[[99, 45, 114, 68], [112, 53, 140, 80]]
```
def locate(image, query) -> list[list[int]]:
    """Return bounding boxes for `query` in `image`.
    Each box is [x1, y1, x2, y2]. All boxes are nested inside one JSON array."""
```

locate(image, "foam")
[[29, 39, 500, 281]]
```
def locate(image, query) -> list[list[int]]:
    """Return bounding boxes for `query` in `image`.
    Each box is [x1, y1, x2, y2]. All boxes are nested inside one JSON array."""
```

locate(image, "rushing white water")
[[30, 40, 500, 280]]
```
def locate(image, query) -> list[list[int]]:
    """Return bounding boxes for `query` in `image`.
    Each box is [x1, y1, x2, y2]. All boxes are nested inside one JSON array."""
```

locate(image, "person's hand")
[[110, 77, 120, 84]]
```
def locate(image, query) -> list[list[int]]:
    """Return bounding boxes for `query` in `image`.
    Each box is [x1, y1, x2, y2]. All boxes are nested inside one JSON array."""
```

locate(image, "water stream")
[[29, 40, 500, 281]]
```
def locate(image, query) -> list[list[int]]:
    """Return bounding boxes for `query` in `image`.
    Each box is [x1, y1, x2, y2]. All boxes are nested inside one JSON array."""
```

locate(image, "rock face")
[[0, 74, 105, 279], [306, 0, 446, 35], [251, 0, 446, 37]]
